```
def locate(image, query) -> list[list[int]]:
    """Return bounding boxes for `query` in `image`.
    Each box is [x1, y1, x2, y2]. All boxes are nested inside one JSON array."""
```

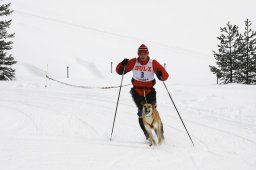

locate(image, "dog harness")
[[145, 114, 155, 128]]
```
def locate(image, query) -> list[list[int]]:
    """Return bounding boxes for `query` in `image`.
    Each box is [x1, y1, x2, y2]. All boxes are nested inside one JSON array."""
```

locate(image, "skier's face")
[[138, 52, 148, 61]]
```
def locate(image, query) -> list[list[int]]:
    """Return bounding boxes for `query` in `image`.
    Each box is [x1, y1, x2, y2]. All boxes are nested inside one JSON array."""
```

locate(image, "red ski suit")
[[116, 56, 169, 96]]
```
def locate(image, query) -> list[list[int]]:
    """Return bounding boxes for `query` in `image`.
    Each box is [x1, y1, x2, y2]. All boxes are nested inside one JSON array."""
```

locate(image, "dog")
[[142, 103, 164, 146]]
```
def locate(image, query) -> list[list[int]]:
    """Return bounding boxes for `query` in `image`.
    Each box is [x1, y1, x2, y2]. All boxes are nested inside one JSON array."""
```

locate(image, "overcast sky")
[[13, 0, 256, 55]]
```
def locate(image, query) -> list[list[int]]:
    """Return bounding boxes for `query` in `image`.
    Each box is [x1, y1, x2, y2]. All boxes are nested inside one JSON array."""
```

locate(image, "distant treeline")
[[210, 19, 256, 84]]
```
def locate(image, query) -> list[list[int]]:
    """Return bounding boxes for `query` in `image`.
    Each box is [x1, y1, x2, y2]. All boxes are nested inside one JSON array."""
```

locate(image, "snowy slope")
[[1, 0, 256, 170], [1, 81, 256, 170]]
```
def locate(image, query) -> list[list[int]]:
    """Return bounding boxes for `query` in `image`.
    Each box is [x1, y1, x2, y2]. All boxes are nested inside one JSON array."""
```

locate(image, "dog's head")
[[142, 103, 153, 116]]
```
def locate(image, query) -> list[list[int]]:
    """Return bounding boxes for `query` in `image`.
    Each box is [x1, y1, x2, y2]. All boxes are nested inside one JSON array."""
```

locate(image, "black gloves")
[[117, 58, 128, 75], [121, 58, 129, 66], [156, 70, 163, 80]]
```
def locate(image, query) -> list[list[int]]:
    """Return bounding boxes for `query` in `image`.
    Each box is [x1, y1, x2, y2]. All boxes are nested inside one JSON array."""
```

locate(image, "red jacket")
[[116, 57, 169, 96]]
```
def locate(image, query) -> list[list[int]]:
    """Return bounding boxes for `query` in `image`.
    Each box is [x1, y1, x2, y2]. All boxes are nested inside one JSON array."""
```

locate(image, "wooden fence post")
[[67, 66, 69, 78]]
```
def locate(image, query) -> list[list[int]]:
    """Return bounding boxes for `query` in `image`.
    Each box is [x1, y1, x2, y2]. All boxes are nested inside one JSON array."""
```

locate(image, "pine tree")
[[210, 22, 241, 84], [0, 2, 16, 80], [236, 19, 256, 84]]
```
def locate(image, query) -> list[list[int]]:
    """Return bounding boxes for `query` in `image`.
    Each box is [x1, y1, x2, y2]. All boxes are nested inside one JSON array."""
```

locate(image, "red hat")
[[138, 44, 149, 54]]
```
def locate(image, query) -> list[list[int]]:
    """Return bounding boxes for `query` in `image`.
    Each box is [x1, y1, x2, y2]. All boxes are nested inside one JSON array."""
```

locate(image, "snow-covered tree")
[[210, 22, 241, 84], [0, 2, 16, 80], [236, 19, 256, 84]]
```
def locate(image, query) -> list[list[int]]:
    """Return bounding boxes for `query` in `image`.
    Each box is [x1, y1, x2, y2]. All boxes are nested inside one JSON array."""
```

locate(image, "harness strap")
[[145, 116, 155, 128]]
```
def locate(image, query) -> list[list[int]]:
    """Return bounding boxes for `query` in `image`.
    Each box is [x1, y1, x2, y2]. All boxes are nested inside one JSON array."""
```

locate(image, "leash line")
[[46, 75, 131, 89], [143, 88, 148, 104]]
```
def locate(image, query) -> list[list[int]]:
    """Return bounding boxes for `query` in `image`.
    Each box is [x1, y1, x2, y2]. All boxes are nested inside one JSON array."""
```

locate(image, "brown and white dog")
[[142, 103, 164, 146]]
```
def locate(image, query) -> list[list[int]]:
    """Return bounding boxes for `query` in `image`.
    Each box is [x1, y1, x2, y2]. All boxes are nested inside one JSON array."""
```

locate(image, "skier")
[[116, 44, 169, 140]]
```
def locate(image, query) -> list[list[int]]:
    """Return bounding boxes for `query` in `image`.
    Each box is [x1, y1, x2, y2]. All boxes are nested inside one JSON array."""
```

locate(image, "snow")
[[1, 81, 256, 170], [1, 0, 256, 169]]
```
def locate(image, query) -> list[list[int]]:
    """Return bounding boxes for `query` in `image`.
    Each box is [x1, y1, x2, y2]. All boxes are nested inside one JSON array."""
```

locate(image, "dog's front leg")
[[156, 122, 162, 145], [145, 124, 156, 146]]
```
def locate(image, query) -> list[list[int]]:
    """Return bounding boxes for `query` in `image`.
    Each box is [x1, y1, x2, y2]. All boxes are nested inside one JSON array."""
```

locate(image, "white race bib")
[[133, 59, 154, 82]]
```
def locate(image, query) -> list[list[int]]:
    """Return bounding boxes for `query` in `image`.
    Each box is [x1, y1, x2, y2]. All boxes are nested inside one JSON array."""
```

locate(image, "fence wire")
[[46, 75, 131, 89]]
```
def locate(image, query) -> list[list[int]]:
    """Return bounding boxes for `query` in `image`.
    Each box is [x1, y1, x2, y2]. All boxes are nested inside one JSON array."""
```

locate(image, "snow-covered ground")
[[1, 80, 256, 170], [1, 0, 256, 169]]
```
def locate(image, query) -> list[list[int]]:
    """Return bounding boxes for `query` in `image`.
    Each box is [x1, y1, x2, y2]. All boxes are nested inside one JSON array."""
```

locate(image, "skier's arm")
[[116, 58, 136, 75], [152, 60, 169, 81]]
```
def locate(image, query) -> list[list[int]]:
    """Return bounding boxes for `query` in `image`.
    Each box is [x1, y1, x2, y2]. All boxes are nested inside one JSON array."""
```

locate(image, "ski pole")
[[162, 80, 195, 146], [110, 66, 126, 141]]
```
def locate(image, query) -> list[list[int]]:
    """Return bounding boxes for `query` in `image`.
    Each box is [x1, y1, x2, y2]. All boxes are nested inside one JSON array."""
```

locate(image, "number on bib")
[[141, 72, 144, 78]]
